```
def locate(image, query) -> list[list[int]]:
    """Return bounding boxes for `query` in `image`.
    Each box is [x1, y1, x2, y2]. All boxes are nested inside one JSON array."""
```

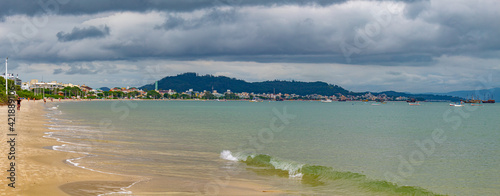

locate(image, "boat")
[[250, 98, 263, 102], [409, 102, 421, 106], [406, 98, 417, 103], [463, 98, 481, 103], [482, 99, 495, 103], [471, 103, 483, 106], [449, 103, 464, 107], [321, 99, 332, 103]]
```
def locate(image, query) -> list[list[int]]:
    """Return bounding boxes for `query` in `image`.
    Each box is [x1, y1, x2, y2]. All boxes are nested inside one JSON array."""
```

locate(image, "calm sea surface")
[[45, 100, 499, 195]]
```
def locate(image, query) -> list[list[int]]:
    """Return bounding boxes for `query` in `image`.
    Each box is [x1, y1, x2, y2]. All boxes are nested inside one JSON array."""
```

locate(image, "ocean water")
[[44, 100, 500, 195]]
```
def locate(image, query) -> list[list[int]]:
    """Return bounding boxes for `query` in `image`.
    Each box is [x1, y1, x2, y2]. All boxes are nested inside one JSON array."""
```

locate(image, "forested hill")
[[140, 73, 350, 96]]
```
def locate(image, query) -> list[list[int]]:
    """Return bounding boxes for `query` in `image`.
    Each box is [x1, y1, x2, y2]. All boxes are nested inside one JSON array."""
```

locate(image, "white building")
[[2, 73, 22, 86], [21, 82, 30, 90], [23, 79, 80, 91]]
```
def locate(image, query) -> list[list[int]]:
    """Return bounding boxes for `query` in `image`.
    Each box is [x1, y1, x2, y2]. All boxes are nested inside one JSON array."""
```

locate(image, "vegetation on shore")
[[1, 72, 461, 104], [141, 72, 350, 96]]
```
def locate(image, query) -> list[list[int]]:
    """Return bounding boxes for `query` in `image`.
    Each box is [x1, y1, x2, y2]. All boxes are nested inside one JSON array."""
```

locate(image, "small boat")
[[409, 102, 421, 106], [471, 103, 482, 106], [482, 99, 495, 103], [321, 99, 332, 103], [371, 103, 380, 106], [449, 103, 464, 107]]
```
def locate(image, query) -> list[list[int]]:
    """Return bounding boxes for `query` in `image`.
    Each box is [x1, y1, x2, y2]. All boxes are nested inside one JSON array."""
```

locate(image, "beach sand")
[[0, 101, 135, 196], [0, 100, 284, 195]]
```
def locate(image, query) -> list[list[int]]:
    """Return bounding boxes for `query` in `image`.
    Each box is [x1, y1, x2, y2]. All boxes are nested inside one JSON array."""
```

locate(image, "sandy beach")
[[0, 100, 136, 196], [0, 100, 284, 195]]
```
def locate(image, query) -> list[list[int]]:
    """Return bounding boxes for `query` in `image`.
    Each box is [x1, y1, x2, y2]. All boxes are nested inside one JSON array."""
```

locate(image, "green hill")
[[140, 73, 350, 96], [140, 72, 461, 101]]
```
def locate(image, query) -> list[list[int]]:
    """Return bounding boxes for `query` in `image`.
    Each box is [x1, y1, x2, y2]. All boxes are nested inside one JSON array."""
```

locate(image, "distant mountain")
[[140, 72, 350, 96], [434, 88, 499, 100], [99, 87, 110, 91]]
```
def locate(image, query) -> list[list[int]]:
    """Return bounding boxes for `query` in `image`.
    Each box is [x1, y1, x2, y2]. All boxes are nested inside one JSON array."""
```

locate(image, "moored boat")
[[482, 99, 495, 103], [450, 103, 464, 107]]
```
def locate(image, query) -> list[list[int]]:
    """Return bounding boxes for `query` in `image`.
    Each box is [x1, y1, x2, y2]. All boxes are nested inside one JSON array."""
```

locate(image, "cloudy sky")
[[1, 0, 499, 93]]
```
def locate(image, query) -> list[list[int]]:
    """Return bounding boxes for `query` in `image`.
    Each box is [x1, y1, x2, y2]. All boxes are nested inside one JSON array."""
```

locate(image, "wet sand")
[[0, 101, 135, 196], [0, 100, 284, 195]]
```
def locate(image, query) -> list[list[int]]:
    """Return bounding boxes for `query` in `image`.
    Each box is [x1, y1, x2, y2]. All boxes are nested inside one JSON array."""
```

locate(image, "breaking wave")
[[220, 150, 443, 196]]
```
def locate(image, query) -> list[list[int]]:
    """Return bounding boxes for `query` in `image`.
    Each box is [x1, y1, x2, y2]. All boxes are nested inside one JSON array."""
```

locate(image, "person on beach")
[[44, 98, 46, 104], [16, 97, 21, 111]]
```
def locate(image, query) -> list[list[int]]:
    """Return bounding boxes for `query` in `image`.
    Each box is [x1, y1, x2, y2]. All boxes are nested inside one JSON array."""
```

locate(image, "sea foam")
[[220, 150, 239, 161]]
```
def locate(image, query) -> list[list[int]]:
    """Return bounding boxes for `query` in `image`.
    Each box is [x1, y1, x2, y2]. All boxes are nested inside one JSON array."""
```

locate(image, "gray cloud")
[[66, 66, 97, 75], [157, 8, 238, 30], [2, 0, 500, 93], [404, 0, 431, 19], [53, 68, 64, 74], [56, 25, 110, 42], [2, 0, 498, 66], [386, 71, 402, 76], [0, 0, 350, 18], [51, 64, 98, 75]]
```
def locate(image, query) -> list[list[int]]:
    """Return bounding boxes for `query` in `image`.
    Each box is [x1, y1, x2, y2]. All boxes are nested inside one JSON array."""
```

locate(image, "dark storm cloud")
[[0, 0, 348, 17], [56, 25, 110, 42], [2, 0, 499, 68]]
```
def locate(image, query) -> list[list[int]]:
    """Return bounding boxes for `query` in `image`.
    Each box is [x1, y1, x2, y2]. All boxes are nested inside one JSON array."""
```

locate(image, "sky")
[[0, 0, 499, 93]]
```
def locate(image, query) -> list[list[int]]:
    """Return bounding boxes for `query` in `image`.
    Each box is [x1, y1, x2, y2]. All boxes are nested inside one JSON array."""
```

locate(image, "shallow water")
[[45, 100, 500, 195]]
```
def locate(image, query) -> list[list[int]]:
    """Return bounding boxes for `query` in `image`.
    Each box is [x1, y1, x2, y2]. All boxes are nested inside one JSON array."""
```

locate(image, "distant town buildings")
[[7, 75, 417, 101], [21, 79, 81, 91]]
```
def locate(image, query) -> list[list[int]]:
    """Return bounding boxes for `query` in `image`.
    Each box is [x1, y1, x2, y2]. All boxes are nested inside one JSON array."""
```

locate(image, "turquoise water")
[[45, 101, 500, 195]]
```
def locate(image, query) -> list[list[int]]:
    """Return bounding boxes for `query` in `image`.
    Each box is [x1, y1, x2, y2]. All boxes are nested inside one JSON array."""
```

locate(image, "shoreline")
[[1, 100, 284, 195], [0, 101, 137, 195]]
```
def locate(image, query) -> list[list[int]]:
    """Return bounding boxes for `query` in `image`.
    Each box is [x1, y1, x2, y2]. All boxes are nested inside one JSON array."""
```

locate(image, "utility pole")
[[5, 57, 7, 94]]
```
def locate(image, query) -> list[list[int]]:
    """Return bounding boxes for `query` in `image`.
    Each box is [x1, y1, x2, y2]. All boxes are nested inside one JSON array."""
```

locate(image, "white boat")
[[321, 99, 332, 103], [449, 103, 464, 107], [250, 99, 263, 102]]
